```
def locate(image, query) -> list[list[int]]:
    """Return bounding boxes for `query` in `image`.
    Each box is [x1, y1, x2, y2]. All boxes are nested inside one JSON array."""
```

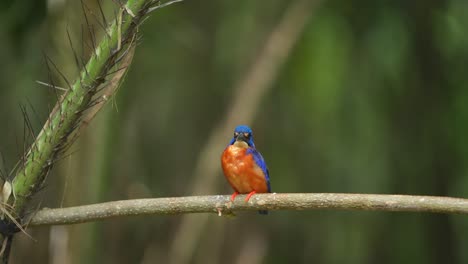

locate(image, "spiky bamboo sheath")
[[11, 0, 151, 214]]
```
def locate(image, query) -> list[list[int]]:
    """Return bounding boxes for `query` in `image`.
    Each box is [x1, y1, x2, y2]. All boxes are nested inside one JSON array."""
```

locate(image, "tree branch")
[[29, 193, 468, 226]]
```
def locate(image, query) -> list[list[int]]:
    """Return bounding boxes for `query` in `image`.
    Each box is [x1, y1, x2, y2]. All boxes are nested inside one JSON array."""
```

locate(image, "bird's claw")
[[245, 191, 257, 202], [230, 191, 239, 202]]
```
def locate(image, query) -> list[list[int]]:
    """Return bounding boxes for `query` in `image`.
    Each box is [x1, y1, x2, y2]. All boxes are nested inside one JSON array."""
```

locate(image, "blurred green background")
[[1, 0, 468, 263]]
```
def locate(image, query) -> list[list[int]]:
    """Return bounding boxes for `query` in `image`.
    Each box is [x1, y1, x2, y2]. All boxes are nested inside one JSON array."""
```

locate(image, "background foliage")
[[1, 0, 468, 263]]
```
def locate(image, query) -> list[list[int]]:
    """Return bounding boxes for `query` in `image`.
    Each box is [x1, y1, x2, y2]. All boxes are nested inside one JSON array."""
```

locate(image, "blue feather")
[[233, 125, 256, 147], [247, 148, 271, 193]]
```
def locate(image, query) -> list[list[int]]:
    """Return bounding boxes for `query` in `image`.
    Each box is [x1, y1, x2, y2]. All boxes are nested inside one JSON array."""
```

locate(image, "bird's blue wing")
[[247, 148, 271, 192]]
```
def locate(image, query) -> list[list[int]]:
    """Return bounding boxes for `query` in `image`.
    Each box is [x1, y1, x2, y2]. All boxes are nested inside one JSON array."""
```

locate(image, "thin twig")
[[35, 81, 68, 91], [146, 0, 183, 14], [28, 193, 468, 226]]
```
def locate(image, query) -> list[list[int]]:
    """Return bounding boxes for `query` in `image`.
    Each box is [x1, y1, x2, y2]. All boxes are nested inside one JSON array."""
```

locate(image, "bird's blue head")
[[229, 125, 255, 147]]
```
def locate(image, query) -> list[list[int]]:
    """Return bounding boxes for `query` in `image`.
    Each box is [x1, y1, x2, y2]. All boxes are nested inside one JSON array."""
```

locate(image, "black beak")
[[235, 133, 248, 142]]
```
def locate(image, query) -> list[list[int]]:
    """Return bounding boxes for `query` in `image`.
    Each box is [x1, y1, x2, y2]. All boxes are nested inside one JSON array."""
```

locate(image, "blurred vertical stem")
[[169, 0, 321, 263]]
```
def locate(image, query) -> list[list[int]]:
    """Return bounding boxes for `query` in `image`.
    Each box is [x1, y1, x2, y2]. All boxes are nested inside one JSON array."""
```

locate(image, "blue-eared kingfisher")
[[221, 125, 271, 214]]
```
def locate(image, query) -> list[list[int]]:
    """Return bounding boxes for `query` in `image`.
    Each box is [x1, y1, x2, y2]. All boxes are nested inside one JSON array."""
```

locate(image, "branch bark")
[[29, 193, 468, 226]]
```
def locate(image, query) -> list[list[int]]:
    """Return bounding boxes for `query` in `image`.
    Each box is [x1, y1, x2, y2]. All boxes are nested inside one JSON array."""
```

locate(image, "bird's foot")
[[230, 191, 239, 202], [245, 191, 257, 202]]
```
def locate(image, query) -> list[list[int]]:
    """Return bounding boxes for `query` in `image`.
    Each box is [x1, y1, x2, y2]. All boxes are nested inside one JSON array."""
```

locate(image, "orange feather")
[[221, 144, 269, 194]]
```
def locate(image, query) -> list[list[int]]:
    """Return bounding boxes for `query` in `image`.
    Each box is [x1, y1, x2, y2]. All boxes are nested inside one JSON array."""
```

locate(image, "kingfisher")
[[221, 125, 271, 214]]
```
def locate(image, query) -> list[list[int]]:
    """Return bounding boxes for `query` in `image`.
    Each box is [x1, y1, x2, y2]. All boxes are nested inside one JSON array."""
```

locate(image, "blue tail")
[[258, 210, 268, 215]]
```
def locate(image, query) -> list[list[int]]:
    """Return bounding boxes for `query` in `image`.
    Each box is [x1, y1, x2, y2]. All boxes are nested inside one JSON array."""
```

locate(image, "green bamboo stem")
[[11, 0, 156, 214], [0, 1, 181, 262]]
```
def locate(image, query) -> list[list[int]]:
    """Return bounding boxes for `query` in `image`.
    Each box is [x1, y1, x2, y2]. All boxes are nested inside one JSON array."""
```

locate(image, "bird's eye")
[[243, 133, 250, 138], [234, 132, 239, 137]]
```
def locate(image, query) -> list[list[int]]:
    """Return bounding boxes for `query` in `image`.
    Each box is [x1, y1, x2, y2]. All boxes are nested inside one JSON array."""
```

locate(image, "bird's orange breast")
[[221, 144, 269, 194]]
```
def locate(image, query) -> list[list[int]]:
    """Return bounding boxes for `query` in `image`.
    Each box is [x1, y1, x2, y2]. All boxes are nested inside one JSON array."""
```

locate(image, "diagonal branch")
[[29, 193, 468, 226], [11, 0, 154, 214], [8, 0, 183, 216], [0, 1, 183, 261]]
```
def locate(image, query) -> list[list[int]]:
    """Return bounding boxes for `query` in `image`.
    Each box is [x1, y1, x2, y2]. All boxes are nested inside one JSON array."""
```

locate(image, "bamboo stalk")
[[10, 0, 182, 217], [0, 0, 183, 262]]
